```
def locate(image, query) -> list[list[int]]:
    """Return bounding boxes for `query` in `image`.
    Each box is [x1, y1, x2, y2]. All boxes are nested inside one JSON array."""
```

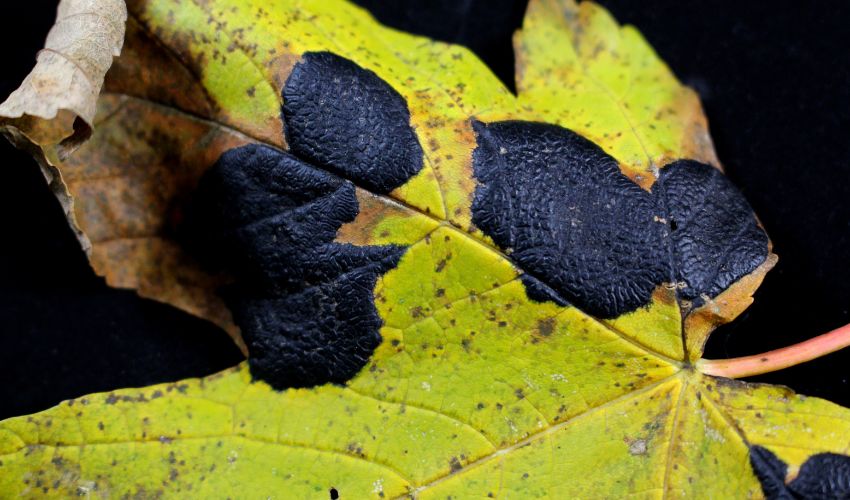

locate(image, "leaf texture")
[[2, 0, 847, 498]]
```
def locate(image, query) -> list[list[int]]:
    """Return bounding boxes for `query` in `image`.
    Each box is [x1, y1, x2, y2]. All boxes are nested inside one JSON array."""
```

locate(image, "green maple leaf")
[[2, 0, 849, 498]]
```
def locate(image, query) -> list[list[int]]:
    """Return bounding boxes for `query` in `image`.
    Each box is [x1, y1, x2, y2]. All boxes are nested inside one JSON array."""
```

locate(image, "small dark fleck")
[[536, 318, 555, 338]]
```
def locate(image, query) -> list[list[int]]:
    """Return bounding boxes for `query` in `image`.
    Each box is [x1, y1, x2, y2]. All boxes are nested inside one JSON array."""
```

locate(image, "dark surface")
[[750, 445, 850, 498], [656, 159, 769, 304], [283, 52, 424, 194], [790, 451, 850, 498], [749, 445, 792, 499], [199, 52, 422, 388], [193, 143, 405, 389], [472, 119, 669, 318], [1, 0, 849, 419], [471, 120, 767, 319]]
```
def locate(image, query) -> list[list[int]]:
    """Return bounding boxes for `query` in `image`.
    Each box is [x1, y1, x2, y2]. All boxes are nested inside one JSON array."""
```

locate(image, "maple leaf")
[[2, 0, 850, 498]]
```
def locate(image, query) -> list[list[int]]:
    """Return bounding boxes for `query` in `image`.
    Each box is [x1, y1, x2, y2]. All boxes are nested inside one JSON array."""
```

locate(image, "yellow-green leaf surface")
[[1, 0, 847, 498]]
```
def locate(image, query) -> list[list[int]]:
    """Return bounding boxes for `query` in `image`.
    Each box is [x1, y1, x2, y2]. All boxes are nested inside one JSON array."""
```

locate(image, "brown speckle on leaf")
[[435, 259, 447, 272]]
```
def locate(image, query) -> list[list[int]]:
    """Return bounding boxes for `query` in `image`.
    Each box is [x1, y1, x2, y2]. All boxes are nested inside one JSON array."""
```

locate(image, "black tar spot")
[[471, 120, 768, 318], [750, 445, 850, 499], [196, 146, 404, 389], [189, 52, 425, 389], [655, 158, 769, 302], [283, 51, 424, 194]]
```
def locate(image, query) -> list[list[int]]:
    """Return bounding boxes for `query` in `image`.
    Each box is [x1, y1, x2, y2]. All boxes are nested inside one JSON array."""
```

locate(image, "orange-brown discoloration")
[[106, 17, 215, 121], [684, 251, 778, 361], [60, 94, 251, 350], [335, 191, 401, 247], [335, 188, 438, 247]]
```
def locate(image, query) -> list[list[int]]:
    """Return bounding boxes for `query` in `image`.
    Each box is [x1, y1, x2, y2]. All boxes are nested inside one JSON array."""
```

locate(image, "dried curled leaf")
[[0, 0, 126, 262], [0, 0, 126, 149]]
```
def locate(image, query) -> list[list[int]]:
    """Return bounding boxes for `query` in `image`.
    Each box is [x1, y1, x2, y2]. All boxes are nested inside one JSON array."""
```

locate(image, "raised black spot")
[[195, 145, 404, 389], [471, 120, 768, 318], [189, 52, 425, 389], [654, 160, 769, 302], [793, 453, 850, 498], [329, 487, 340, 500], [750, 445, 850, 499], [283, 51, 424, 194], [472, 120, 669, 317]]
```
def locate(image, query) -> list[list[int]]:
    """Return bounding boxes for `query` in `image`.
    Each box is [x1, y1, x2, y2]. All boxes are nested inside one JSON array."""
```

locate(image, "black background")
[[1, 0, 848, 420]]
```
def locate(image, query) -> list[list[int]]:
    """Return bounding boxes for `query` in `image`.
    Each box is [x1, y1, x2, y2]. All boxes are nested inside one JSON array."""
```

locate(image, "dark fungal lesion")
[[655, 159, 769, 303], [282, 51, 425, 194], [749, 445, 850, 499], [470, 119, 769, 319], [187, 51, 424, 389]]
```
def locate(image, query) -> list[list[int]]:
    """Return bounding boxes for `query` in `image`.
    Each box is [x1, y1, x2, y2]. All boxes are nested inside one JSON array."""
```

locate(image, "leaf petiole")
[[697, 321, 850, 378]]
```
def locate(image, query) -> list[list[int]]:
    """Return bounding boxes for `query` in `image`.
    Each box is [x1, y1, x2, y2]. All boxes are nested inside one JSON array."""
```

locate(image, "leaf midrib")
[[404, 371, 684, 498]]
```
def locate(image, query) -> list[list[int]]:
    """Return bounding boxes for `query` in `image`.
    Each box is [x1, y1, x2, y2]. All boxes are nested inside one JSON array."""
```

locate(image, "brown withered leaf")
[[1, 0, 126, 257], [2, 6, 254, 349]]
